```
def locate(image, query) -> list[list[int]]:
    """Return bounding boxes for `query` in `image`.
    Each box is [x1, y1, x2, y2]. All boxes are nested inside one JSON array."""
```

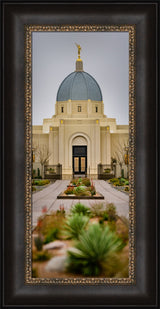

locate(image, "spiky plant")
[[64, 213, 89, 240], [67, 223, 124, 276], [71, 203, 91, 216]]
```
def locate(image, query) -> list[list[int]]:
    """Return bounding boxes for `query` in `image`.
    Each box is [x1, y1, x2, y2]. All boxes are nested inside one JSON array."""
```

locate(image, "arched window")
[[78, 106, 81, 112], [96, 106, 98, 113], [61, 106, 64, 113]]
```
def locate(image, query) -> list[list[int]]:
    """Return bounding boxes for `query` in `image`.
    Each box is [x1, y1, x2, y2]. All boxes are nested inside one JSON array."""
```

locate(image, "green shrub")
[[32, 267, 38, 278], [32, 186, 36, 192], [32, 251, 51, 262], [64, 214, 89, 239], [47, 168, 55, 173], [32, 179, 50, 186], [106, 203, 117, 222], [37, 213, 65, 238], [121, 169, 124, 178], [104, 168, 111, 173], [99, 218, 104, 225], [64, 187, 74, 195], [119, 177, 126, 183], [125, 181, 129, 185], [88, 185, 96, 195], [33, 180, 39, 186], [73, 186, 90, 196], [102, 252, 129, 278], [110, 178, 119, 183], [76, 190, 91, 197], [125, 186, 129, 192], [114, 182, 122, 187], [117, 226, 129, 243], [90, 202, 104, 217], [82, 178, 91, 187], [103, 212, 109, 221], [71, 203, 91, 216], [71, 178, 78, 185], [56, 205, 65, 216], [34, 236, 43, 251], [67, 223, 124, 276], [74, 186, 86, 193], [88, 185, 96, 196], [116, 218, 129, 243], [44, 228, 59, 244], [108, 220, 116, 232]]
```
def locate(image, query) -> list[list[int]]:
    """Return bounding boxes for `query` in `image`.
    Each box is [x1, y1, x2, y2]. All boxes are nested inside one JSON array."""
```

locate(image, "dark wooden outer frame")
[[2, 1, 158, 307]]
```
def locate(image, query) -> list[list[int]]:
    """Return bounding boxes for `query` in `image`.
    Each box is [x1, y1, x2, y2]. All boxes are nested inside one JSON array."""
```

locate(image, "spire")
[[75, 43, 83, 71]]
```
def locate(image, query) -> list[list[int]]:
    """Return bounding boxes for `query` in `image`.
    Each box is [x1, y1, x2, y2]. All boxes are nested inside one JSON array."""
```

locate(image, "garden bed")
[[32, 202, 129, 279], [57, 192, 104, 199], [32, 179, 51, 192], [58, 177, 104, 199], [108, 177, 129, 194]]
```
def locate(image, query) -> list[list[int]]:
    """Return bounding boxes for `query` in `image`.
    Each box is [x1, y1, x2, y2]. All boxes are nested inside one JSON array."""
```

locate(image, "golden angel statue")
[[75, 43, 81, 59]]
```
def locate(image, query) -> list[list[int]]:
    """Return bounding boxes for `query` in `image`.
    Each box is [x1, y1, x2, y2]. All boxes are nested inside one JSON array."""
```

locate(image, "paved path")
[[32, 180, 129, 228]]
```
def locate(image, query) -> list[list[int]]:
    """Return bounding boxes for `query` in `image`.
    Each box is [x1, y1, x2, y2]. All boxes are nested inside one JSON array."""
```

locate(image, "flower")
[[59, 204, 64, 211], [42, 206, 47, 213]]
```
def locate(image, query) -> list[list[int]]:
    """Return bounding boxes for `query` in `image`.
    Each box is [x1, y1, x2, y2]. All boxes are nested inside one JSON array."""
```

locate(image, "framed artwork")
[[2, 1, 158, 307], [27, 25, 134, 284]]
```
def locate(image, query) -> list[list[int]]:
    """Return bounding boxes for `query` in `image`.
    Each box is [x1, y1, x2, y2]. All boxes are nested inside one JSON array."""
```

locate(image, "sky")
[[32, 32, 129, 125]]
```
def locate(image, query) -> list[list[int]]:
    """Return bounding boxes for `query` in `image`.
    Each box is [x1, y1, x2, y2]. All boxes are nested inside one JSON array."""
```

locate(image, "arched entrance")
[[72, 136, 87, 175]]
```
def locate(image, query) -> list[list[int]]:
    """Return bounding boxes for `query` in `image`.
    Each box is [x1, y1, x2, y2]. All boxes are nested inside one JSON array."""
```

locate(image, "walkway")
[[32, 180, 129, 228]]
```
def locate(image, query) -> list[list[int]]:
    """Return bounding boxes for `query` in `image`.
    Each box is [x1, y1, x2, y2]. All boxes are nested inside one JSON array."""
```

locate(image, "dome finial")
[[75, 43, 83, 71], [75, 43, 81, 60]]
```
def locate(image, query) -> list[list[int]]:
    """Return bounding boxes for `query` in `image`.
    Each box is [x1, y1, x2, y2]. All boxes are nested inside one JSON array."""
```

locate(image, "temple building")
[[32, 45, 129, 177]]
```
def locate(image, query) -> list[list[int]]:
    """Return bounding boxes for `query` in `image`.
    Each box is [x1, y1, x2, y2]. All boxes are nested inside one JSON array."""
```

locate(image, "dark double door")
[[72, 146, 87, 175]]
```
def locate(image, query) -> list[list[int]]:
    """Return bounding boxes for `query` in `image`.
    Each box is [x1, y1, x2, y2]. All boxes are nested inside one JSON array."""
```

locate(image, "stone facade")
[[32, 108, 128, 175], [32, 54, 129, 176]]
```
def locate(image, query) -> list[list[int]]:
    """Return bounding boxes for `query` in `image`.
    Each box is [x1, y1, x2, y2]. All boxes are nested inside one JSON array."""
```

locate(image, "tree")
[[113, 139, 129, 177], [33, 144, 52, 178]]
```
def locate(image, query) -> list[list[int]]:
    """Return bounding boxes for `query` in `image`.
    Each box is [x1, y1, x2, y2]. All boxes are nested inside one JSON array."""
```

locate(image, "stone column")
[[53, 127, 59, 164], [115, 164, 121, 178], [87, 100, 92, 117], [49, 127, 54, 164], [49, 127, 59, 164], [67, 100, 72, 116], [95, 120, 100, 165], [100, 127, 107, 164], [106, 126, 111, 165], [59, 120, 65, 166]]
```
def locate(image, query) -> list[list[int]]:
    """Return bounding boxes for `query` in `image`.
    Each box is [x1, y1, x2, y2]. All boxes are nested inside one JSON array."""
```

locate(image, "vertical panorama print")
[[31, 31, 130, 281]]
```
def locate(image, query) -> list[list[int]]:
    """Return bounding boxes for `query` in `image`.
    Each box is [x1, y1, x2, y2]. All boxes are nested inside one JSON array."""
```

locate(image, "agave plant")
[[67, 223, 124, 276], [71, 203, 91, 216], [64, 213, 89, 239]]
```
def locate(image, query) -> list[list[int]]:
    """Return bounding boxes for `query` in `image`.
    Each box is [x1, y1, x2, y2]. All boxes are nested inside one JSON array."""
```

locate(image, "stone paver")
[[32, 179, 129, 228]]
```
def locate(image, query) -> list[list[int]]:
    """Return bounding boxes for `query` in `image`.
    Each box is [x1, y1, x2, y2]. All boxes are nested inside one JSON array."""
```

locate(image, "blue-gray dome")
[[56, 71, 102, 102]]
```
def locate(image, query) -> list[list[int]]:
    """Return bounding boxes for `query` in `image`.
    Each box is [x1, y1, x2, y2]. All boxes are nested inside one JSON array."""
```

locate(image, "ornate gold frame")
[[25, 25, 136, 284]]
